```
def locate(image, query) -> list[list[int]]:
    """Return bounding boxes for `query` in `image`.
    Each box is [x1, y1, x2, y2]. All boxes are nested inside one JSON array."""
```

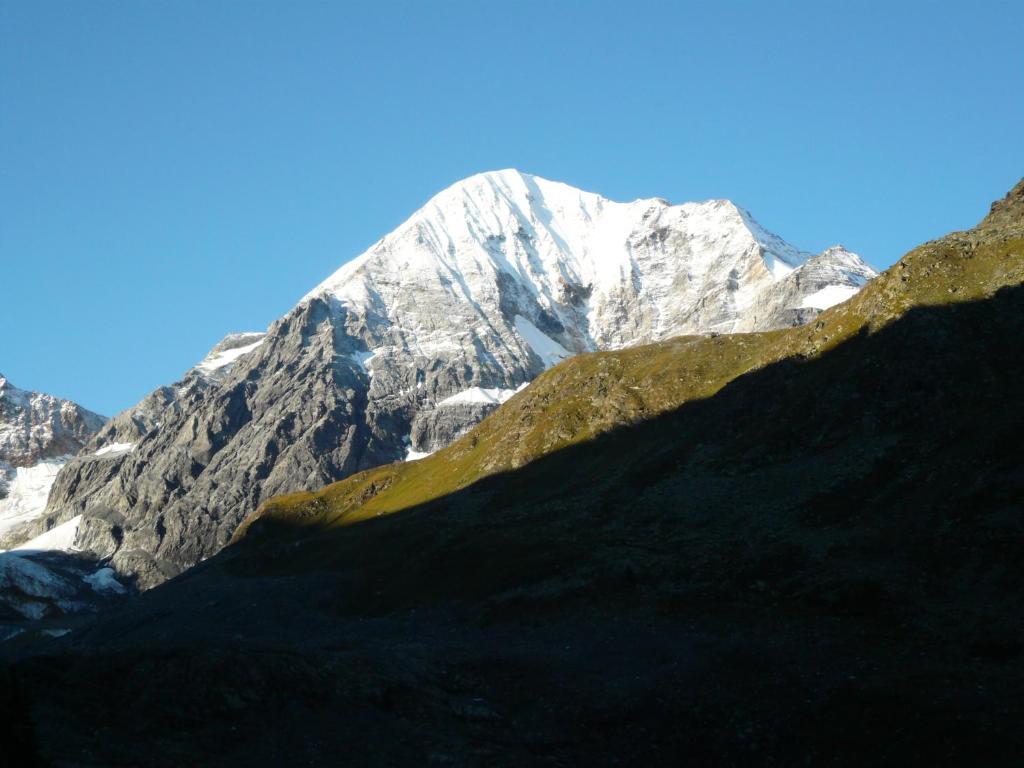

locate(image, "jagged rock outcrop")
[[23, 334, 272, 554], [0, 375, 105, 548], [0, 376, 111, 626], [410, 402, 502, 455], [0, 375, 105, 469], [39, 170, 876, 588]]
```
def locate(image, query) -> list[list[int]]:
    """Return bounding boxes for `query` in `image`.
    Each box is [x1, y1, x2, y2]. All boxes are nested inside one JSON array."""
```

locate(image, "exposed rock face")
[[410, 402, 501, 455], [0, 375, 105, 469], [0, 375, 105, 547], [37, 304, 397, 587], [25, 333, 273, 558], [0, 378, 111, 626], [40, 170, 876, 588]]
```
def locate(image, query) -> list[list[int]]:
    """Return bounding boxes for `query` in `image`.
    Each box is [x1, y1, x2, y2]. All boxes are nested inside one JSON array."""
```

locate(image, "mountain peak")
[[35, 171, 876, 590], [305, 172, 874, 346], [460, 167, 537, 185], [422, 168, 613, 223]]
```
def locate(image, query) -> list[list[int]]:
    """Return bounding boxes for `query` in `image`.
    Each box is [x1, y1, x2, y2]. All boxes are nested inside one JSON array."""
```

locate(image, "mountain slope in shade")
[[38, 170, 874, 588], [239, 177, 1023, 543], [2, 179, 1020, 767]]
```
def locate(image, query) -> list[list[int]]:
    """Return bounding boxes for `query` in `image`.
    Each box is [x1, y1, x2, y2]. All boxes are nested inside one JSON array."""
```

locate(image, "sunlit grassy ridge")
[[236, 180, 1024, 541], [12, 182, 1023, 768]]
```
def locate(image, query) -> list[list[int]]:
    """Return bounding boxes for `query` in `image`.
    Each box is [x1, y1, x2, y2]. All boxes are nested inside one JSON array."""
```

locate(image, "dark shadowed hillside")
[[1, 180, 1022, 766]]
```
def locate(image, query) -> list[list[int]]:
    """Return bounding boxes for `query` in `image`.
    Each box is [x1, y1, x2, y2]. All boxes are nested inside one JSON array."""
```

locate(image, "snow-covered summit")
[[37, 170, 878, 591], [289, 169, 877, 462], [306, 169, 875, 355]]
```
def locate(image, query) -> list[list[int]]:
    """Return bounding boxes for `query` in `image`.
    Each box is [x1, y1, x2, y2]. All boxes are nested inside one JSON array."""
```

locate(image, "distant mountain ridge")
[[31, 170, 875, 588]]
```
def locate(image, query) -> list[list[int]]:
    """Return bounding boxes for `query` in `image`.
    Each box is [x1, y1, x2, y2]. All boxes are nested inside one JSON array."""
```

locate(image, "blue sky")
[[2, 1, 1022, 415]]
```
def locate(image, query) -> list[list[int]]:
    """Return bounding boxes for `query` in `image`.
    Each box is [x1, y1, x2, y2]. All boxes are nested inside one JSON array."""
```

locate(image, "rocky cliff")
[[35, 170, 875, 587], [0, 375, 105, 547]]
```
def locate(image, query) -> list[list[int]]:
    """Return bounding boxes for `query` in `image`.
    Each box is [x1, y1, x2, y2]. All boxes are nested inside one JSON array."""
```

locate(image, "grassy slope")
[[239, 179, 1024, 542], [5, 181, 1023, 768]]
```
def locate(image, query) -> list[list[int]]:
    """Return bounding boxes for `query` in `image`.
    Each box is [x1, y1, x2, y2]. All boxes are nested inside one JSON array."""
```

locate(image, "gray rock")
[[40, 170, 877, 590], [0, 375, 106, 550], [410, 402, 502, 454], [0, 374, 105, 468]]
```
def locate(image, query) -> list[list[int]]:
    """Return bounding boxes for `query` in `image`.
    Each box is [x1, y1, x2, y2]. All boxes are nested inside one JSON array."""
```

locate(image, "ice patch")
[[513, 316, 570, 369], [195, 336, 265, 374], [404, 447, 434, 461], [83, 567, 126, 594], [348, 350, 378, 376], [9, 514, 82, 554], [0, 459, 67, 538], [94, 442, 135, 457], [800, 285, 860, 310], [0, 554, 75, 602], [438, 385, 524, 407], [765, 254, 796, 279]]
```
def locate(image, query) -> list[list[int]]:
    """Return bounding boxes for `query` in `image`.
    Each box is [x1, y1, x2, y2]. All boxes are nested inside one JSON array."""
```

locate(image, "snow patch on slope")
[[0, 555, 75, 613], [801, 285, 860, 310], [195, 336, 265, 375], [9, 515, 82, 554], [438, 385, 525, 407], [190, 332, 267, 383], [83, 567, 126, 594], [348, 350, 378, 376], [94, 442, 135, 457], [0, 459, 67, 538], [514, 316, 570, 368], [404, 447, 434, 461]]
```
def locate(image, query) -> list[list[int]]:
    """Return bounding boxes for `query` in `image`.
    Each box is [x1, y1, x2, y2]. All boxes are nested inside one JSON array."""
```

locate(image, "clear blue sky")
[[2, 1, 1022, 416]]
